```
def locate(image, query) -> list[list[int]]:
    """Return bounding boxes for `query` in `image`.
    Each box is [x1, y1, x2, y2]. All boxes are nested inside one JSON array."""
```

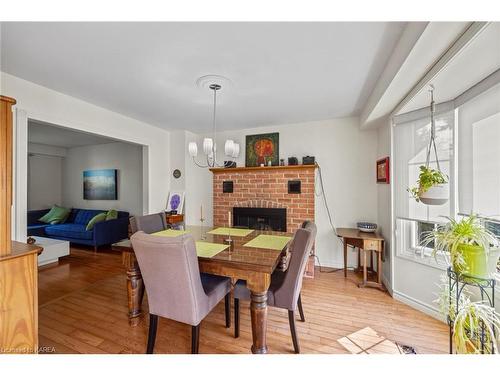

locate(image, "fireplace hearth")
[[233, 207, 286, 232]]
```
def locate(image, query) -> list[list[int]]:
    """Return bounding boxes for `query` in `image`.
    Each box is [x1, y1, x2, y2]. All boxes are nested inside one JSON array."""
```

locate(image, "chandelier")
[[188, 83, 240, 168]]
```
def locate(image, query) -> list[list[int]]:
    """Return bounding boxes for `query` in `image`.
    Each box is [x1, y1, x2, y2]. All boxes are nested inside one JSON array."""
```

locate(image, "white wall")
[[184, 117, 379, 269], [2, 72, 171, 239], [62, 142, 143, 216], [375, 118, 393, 291], [27, 143, 65, 210]]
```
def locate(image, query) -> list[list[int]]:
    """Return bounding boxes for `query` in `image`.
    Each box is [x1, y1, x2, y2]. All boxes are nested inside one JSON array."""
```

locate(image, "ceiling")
[[28, 119, 118, 148], [1, 22, 406, 132], [398, 22, 500, 114]]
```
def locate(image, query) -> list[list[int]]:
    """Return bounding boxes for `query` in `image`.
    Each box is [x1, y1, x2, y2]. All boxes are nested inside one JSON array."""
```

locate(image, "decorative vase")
[[419, 183, 449, 205], [454, 244, 500, 279]]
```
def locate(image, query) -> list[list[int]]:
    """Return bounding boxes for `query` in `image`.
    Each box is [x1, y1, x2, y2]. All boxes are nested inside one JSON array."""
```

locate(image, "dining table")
[[112, 225, 292, 354]]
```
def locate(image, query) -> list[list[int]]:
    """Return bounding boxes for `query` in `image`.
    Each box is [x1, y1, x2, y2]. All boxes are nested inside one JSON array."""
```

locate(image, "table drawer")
[[363, 240, 381, 251]]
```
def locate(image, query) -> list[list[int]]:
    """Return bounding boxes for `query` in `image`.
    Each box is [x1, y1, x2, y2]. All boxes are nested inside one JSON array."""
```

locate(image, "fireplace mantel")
[[209, 164, 317, 173]]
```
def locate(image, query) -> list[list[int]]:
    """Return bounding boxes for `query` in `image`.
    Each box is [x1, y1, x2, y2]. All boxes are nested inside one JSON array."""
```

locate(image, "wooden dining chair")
[[129, 212, 167, 234], [233, 221, 316, 353], [130, 231, 231, 354]]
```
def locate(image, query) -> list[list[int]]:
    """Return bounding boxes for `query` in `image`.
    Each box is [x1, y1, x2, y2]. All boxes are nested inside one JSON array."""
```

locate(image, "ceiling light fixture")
[[188, 82, 239, 168]]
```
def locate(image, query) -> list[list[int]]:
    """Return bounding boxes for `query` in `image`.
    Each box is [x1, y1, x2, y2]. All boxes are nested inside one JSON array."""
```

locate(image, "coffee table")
[[32, 236, 70, 266]]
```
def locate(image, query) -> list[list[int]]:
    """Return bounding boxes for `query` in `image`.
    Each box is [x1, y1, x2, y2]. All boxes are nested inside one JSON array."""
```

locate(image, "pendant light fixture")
[[188, 83, 240, 168]]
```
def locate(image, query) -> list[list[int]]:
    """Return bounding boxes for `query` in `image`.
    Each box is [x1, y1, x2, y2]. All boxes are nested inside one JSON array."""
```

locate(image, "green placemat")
[[196, 241, 229, 258], [207, 227, 254, 237], [152, 229, 188, 237], [244, 234, 292, 250]]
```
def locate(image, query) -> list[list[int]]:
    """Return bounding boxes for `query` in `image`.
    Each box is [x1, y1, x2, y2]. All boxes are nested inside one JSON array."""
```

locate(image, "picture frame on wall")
[[245, 132, 279, 167], [83, 169, 118, 200], [166, 191, 185, 213], [376, 157, 390, 184]]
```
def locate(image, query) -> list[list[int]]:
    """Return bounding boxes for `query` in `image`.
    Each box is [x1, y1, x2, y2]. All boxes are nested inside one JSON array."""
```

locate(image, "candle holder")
[[224, 227, 233, 249], [199, 217, 206, 240]]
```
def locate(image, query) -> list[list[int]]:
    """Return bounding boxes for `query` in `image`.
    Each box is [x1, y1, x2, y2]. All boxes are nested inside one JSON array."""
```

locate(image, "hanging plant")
[[408, 85, 449, 205], [408, 165, 449, 204]]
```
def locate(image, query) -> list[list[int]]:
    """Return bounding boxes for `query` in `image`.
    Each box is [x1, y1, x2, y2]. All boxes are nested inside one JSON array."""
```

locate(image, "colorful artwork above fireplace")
[[245, 132, 279, 167]]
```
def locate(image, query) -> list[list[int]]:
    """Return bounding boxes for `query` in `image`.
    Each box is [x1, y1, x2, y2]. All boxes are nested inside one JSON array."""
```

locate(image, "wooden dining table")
[[112, 225, 291, 354]]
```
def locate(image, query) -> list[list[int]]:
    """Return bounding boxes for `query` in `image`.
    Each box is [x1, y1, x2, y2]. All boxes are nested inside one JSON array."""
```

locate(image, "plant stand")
[[447, 267, 496, 353]]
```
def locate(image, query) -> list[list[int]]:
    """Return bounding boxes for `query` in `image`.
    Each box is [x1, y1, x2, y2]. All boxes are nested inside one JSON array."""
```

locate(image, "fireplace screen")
[[233, 207, 286, 232]]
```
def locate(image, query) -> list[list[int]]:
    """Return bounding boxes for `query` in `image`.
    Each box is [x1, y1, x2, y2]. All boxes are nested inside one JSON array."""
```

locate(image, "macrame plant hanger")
[[425, 85, 441, 173]]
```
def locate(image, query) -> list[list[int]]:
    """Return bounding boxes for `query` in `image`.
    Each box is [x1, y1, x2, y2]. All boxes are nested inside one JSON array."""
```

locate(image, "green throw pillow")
[[39, 205, 70, 224], [86, 213, 106, 231], [106, 209, 118, 221]]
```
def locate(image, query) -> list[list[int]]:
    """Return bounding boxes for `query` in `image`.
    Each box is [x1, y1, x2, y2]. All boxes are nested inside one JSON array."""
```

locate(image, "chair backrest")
[[129, 212, 167, 234], [274, 221, 317, 310], [130, 231, 210, 326]]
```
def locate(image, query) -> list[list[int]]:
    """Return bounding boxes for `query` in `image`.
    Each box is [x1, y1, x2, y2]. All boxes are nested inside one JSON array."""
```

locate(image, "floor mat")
[[337, 327, 417, 354]]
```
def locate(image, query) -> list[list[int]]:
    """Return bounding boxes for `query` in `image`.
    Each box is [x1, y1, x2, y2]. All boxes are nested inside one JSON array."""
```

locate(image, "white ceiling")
[[1, 22, 406, 132], [28, 119, 118, 148], [399, 22, 500, 113]]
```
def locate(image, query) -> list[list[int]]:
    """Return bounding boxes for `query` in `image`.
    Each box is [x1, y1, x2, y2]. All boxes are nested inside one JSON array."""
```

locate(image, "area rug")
[[337, 327, 417, 354]]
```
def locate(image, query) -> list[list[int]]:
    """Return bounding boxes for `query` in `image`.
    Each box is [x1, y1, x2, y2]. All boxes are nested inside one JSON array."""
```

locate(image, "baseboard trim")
[[393, 290, 445, 322]]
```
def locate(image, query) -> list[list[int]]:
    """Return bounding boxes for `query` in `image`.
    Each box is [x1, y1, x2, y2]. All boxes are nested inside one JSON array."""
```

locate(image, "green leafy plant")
[[408, 166, 448, 202], [421, 215, 499, 274], [436, 277, 500, 354]]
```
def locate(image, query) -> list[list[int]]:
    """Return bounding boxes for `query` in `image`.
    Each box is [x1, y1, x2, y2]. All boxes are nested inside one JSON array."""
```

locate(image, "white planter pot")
[[419, 184, 449, 205]]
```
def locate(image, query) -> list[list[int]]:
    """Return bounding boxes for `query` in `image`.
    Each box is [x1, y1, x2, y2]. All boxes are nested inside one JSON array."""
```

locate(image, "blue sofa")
[[27, 208, 129, 250]]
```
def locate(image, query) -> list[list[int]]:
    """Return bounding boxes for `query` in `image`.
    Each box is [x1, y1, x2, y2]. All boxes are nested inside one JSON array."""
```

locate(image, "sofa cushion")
[[86, 213, 106, 231], [74, 210, 105, 226], [45, 224, 93, 240], [106, 209, 118, 220], [39, 205, 70, 224]]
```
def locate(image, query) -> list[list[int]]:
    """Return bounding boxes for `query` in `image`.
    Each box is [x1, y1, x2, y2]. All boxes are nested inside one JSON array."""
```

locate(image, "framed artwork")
[[245, 132, 279, 167], [376, 157, 390, 184], [83, 169, 118, 200], [166, 191, 185, 213]]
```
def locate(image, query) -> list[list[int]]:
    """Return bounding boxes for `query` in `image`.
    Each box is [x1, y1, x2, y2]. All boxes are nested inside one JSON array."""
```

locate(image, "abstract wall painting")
[[245, 132, 279, 167], [83, 169, 118, 200]]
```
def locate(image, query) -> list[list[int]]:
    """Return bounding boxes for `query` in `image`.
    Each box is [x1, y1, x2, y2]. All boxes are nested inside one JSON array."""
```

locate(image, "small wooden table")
[[112, 226, 290, 354], [166, 213, 184, 226], [337, 228, 385, 290]]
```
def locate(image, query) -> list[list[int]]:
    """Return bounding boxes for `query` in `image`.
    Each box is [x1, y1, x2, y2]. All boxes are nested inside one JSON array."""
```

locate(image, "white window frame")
[[393, 70, 500, 278]]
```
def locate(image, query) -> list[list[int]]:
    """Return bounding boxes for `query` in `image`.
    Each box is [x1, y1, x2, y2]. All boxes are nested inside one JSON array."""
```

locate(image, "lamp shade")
[[188, 142, 198, 157], [224, 140, 235, 156], [232, 143, 240, 158], [203, 138, 214, 155]]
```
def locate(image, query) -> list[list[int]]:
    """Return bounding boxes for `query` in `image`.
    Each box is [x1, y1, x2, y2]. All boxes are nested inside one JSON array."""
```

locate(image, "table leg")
[[358, 249, 368, 288], [343, 240, 348, 278], [127, 260, 145, 327], [250, 291, 268, 354], [247, 274, 271, 354], [377, 250, 382, 285]]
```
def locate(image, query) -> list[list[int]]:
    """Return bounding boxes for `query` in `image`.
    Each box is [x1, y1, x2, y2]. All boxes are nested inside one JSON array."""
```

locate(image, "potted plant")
[[423, 215, 500, 279], [408, 165, 449, 205], [436, 278, 500, 354]]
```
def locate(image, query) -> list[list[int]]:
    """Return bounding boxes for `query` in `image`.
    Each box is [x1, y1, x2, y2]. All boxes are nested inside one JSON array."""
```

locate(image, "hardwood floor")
[[37, 246, 449, 354]]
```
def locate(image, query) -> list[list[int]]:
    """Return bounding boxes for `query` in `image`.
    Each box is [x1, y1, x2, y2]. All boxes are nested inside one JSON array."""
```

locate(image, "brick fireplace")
[[210, 165, 316, 277]]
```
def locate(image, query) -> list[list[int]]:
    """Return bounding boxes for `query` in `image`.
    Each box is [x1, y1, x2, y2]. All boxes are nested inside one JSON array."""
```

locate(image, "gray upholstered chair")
[[233, 221, 317, 353], [129, 212, 167, 234], [130, 231, 231, 354]]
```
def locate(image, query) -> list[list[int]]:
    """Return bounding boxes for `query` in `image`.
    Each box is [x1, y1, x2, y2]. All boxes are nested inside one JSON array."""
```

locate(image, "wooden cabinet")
[[0, 242, 42, 353], [0, 96, 15, 256], [0, 96, 43, 353]]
